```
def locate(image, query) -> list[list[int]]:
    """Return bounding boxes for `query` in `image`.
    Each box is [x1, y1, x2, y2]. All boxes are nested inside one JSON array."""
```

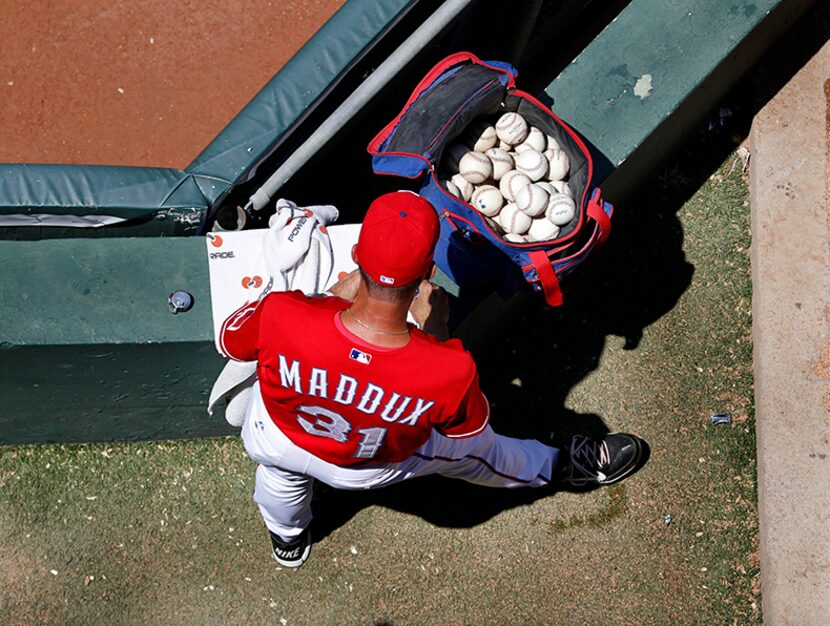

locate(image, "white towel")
[[208, 199, 338, 426]]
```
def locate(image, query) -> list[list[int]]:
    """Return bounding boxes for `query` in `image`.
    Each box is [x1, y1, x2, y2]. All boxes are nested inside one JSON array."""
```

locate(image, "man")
[[219, 190, 644, 568]]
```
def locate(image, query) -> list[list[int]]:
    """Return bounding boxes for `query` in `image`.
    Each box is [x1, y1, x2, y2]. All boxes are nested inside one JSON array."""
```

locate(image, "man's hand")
[[329, 269, 361, 302], [410, 280, 450, 341]]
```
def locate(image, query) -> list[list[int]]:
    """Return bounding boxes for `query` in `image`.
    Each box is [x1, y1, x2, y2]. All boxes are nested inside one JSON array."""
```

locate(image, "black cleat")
[[269, 527, 312, 569], [559, 433, 645, 487]]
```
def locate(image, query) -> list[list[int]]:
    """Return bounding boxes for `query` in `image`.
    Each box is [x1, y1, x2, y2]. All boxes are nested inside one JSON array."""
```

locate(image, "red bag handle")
[[586, 191, 611, 246], [441, 210, 481, 235], [527, 191, 612, 307], [529, 249, 563, 307]]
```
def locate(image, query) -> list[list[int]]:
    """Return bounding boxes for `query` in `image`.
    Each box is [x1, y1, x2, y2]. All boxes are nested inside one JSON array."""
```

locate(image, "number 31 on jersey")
[[296, 405, 387, 459]]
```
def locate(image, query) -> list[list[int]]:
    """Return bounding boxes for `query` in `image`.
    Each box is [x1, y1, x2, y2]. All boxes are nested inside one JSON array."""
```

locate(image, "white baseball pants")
[[241, 383, 561, 540]]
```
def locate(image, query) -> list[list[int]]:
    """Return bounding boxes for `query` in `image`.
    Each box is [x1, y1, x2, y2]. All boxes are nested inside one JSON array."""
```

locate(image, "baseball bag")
[[367, 52, 613, 306]]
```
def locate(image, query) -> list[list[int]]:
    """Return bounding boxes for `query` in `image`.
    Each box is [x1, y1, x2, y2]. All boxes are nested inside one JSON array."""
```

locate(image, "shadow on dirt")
[[308, 117, 724, 539]]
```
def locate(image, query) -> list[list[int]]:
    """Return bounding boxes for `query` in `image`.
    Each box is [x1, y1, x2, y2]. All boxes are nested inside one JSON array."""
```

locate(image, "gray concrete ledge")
[[750, 36, 830, 624]]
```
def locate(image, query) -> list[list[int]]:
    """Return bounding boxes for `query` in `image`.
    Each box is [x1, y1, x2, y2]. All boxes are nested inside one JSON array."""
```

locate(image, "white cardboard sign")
[[205, 223, 361, 352]]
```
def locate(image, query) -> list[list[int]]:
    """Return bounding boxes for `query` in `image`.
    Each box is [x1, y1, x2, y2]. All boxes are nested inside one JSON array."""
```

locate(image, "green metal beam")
[[547, 0, 817, 199]]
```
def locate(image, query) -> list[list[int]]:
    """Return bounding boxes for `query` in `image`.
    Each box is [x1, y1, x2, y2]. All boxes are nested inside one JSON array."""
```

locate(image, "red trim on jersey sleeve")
[[436, 371, 490, 439], [219, 296, 269, 361]]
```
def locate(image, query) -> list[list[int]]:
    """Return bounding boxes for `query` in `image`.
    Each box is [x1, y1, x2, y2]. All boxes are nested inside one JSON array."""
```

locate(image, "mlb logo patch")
[[349, 348, 373, 365], [379, 275, 395, 285]]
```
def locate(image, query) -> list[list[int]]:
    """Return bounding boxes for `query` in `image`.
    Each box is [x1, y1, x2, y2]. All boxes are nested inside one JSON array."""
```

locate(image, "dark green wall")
[[1, 237, 229, 443]]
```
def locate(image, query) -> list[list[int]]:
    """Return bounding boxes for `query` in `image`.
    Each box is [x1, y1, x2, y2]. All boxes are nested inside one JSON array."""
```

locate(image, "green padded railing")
[[0, 0, 414, 239], [186, 0, 413, 205], [0, 164, 206, 239]]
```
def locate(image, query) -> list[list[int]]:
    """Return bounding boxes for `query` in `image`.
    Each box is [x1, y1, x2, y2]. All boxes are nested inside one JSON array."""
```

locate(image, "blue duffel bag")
[[368, 52, 613, 306]]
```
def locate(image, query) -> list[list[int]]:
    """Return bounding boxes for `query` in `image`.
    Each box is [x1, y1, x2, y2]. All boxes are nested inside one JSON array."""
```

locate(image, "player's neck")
[[341, 293, 411, 348]]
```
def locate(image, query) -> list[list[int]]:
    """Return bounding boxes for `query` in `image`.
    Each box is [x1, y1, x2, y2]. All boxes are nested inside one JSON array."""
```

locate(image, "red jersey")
[[219, 291, 490, 466]]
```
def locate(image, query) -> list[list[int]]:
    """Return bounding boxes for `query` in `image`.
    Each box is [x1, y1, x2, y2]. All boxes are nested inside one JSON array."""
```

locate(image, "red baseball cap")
[[355, 191, 439, 287]]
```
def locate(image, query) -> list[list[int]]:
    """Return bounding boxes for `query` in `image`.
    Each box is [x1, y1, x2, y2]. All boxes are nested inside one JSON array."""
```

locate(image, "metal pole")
[[247, 0, 477, 212]]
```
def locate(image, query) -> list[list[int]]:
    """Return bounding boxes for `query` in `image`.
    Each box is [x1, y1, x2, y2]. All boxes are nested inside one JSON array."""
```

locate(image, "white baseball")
[[550, 179, 573, 197], [503, 232, 527, 243], [498, 202, 517, 228], [546, 134, 560, 151], [536, 181, 556, 196], [515, 183, 549, 217], [451, 173, 473, 201], [498, 139, 512, 151], [444, 142, 469, 174], [495, 112, 529, 145], [470, 185, 503, 217], [515, 149, 548, 181], [499, 170, 532, 202], [528, 217, 561, 242], [546, 193, 577, 226], [484, 147, 514, 180], [463, 120, 498, 152], [517, 126, 547, 152], [444, 179, 461, 198], [543, 187, 558, 214], [547, 148, 570, 181], [459, 151, 493, 184], [499, 203, 531, 235]]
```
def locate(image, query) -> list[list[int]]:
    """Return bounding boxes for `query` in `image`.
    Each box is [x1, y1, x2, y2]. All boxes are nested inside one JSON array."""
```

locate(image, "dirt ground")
[[0, 0, 345, 168]]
